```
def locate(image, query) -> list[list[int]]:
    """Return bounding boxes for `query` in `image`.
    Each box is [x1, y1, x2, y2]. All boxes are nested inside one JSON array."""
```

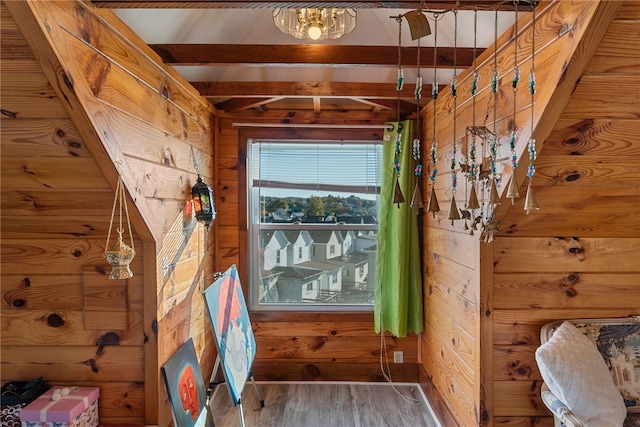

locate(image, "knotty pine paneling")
[[0, 60, 68, 119], [544, 118, 640, 156], [562, 74, 640, 120], [588, 21, 640, 74], [2, 1, 216, 424], [1, 309, 145, 346], [493, 237, 640, 273], [425, 303, 475, 370], [493, 380, 547, 417], [422, 342, 478, 427], [494, 273, 640, 309], [33, 0, 211, 135], [492, 308, 639, 347], [493, 344, 540, 381], [1, 118, 90, 158]]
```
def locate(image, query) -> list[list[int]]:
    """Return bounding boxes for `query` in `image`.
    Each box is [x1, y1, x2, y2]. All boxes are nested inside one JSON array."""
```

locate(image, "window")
[[248, 138, 381, 310]]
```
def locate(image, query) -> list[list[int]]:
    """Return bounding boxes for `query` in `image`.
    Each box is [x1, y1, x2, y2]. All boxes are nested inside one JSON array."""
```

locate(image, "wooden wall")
[[215, 115, 422, 383], [1, 1, 216, 425], [420, 1, 639, 426], [491, 1, 640, 425]]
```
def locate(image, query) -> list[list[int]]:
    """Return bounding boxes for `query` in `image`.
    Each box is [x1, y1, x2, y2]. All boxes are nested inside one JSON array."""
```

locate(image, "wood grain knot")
[[47, 313, 65, 328]]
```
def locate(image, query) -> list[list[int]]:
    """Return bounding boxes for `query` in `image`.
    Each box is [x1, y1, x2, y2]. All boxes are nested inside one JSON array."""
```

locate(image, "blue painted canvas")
[[203, 264, 256, 406]]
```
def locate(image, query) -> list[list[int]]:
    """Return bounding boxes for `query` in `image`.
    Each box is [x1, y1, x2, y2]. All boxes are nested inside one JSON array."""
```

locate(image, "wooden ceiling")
[[92, 1, 534, 116]]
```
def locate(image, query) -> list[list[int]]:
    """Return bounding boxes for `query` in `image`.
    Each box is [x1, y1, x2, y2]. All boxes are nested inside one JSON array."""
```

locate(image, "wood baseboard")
[[418, 365, 458, 427]]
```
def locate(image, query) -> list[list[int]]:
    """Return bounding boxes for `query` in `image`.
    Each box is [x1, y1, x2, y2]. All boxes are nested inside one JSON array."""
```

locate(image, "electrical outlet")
[[393, 351, 403, 364]]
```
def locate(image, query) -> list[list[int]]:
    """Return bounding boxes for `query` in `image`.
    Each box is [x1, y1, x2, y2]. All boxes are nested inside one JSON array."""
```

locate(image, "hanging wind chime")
[[462, 8, 483, 234], [524, 5, 539, 215], [104, 172, 136, 280], [506, 1, 521, 204], [392, 14, 405, 207], [410, 12, 424, 211], [448, 9, 461, 225], [480, 6, 502, 243], [426, 13, 441, 217]]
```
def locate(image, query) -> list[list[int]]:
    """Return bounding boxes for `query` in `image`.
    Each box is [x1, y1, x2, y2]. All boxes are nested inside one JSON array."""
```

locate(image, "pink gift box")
[[20, 386, 99, 426]]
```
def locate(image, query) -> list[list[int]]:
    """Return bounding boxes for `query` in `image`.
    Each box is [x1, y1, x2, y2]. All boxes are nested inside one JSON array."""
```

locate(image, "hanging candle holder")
[[104, 174, 135, 280]]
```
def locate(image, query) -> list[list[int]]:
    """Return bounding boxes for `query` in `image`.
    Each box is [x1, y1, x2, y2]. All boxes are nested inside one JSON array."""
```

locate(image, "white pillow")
[[535, 321, 626, 427]]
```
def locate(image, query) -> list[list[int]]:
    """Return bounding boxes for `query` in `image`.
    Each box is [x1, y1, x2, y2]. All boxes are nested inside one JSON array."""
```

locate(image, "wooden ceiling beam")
[[150, 44, 474, 68], [212, 97, 283, 112], [191, 81, 437, 99], [92, 1, 529, 11]]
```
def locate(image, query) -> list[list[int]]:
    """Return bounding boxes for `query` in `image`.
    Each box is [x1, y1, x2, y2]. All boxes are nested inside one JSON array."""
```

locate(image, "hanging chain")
[[191, 145, 201, 177], [106, 175, 135, 251]]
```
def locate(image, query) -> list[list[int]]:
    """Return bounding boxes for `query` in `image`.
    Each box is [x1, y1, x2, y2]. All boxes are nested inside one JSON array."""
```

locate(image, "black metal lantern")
[[191, 175, 216, 229]]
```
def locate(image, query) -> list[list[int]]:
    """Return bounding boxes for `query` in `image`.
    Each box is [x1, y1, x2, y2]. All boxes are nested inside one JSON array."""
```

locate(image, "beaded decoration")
[[525, 5, 539, 214], [426, 13, 441, 217]]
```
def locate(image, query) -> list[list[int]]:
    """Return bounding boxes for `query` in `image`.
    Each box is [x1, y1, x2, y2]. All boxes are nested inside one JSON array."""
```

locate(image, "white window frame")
[[247, 138, 381, 312]]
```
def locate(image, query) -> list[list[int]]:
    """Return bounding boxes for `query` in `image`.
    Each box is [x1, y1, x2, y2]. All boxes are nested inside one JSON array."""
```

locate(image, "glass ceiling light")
[[273, 8, 356, 41]]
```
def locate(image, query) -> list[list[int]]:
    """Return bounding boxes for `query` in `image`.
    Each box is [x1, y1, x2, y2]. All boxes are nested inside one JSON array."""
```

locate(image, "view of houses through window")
[[248, 139, 382, 310]]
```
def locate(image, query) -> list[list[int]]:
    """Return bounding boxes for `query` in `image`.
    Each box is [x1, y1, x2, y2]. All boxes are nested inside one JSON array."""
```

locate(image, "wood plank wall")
[[2, 1, 216, 425], [215, 115, 422, 383], [491, 1, 640, 425], [419, 1, 637, 425], [1, 2, 146, 423]]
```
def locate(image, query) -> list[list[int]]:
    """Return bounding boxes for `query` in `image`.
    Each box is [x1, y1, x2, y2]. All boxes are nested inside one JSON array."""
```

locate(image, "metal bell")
[[488, 179, 500, 205], [467, 184, 480, 210], [506, 174, 520, 204], [524, 180, 539, 215], [427, 187, 440, 217]]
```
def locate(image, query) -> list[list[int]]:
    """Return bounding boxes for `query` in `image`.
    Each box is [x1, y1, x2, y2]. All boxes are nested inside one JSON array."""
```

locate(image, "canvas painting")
[[161, 338, 215, 427], [203, 264, 256, 406]]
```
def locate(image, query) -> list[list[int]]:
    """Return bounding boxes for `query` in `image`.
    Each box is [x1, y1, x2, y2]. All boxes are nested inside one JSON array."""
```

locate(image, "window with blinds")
[[248, 139, 382, 310]]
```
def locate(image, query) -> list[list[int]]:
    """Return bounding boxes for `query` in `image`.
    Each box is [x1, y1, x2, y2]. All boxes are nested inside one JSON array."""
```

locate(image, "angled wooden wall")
[[491, 1, 640, 425], [1, 1, 216, 424], [420, 1, 639, 426]]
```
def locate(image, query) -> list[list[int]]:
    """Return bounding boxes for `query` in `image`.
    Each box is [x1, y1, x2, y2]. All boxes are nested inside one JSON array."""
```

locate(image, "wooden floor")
[[209, 382, 441, 427]]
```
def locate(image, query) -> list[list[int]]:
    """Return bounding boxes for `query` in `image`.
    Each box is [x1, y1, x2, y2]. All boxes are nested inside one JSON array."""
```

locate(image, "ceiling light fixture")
[[273, 8, 356, 41]]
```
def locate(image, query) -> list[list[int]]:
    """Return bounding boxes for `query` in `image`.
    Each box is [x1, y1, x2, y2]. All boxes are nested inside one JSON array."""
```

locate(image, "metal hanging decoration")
[[410, 14, 424, 211], [461, 8, 482, 234], [506, 1, 521, 204], [426, 13, 441, 217], [481, 6, 502, 243], [524, 5, 539, 215], [448, 9, 461, 225], [104, 173, 135, 280]]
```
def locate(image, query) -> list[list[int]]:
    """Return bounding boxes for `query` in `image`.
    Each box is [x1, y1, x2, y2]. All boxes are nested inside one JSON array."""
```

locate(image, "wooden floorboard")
[[209, 382, 441, 427]]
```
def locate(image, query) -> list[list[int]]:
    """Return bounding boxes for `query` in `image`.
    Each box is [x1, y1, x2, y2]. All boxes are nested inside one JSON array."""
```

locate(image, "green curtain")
[[374, 120, 424, 337]]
